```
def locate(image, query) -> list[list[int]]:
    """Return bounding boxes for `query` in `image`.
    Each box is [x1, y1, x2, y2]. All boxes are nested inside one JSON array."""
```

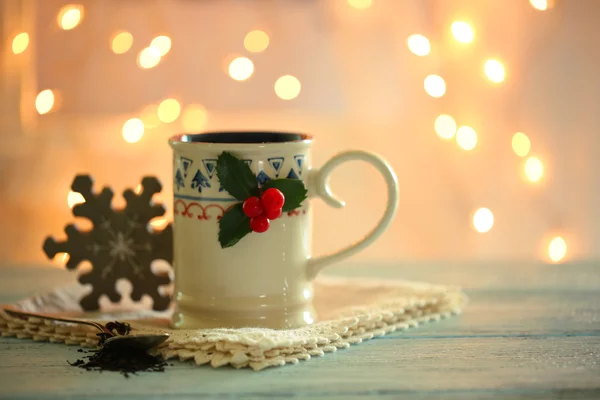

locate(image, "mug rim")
[[169, 131, 313, 147]]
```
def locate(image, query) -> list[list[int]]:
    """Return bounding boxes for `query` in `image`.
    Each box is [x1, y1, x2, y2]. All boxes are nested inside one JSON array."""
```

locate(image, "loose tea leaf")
[[68, 346, 168, 378], [105, 321, 132, 336]]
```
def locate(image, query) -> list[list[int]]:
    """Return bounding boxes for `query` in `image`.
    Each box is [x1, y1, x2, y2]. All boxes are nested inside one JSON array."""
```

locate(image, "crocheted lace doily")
[[0, 276, 467, 371]]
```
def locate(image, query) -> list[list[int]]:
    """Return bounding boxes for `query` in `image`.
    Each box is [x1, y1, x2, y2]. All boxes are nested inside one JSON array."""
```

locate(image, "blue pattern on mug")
[[294, 155, 304, 174], [257, 170, 271, 185], [175, 169, 185, 190], [174, 155, 305, 193], [191, 169, 211, 192], [181, 157, 194, 177], [202, 159, 217, 179], [268, 157, 285, 178], [286, 168, 299, 180]]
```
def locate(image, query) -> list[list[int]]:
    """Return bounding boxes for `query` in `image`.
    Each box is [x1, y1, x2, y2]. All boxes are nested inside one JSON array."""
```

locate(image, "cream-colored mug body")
[[169, 132, 398, 329]]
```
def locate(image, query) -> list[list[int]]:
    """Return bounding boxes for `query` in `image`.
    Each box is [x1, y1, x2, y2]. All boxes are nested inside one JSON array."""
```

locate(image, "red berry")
[[243, 196, 263, 218], [261, 188, 285, 211], [264, 207, 282, 220], [250, 216, 270, 233]]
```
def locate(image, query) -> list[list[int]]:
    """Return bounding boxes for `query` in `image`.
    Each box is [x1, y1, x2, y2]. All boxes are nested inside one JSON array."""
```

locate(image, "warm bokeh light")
[[67, 191, 85, 208], [435, 114, 457, 139], [157, 98, 181, 123], [484, 59, 505, 83], [151, 35, 172, 56], [407, 34, 430, 57], [12, 32, 29, 54], [530, 0, 551, 10], [140, 104, 160, 129], [473, 208, 494, 233], [512, 132, 531, 157], [274, 75, 302, 100], [228, 57, 254, 81], [58, 5, 83, 30], [244, 30, 270, 53], [424, 75, 446, 98], [348, 0, 372, 9], [456, 126, 477, 151], [548, 236, 567, 262], [524, 156, 544, 182], [111, 32, 133, 54], [138, 47, 162, 69], [35, 90, 55, 115], [181, 104, 208, 132], [451, 21, 474, 43], [122, 118, 145, 143]]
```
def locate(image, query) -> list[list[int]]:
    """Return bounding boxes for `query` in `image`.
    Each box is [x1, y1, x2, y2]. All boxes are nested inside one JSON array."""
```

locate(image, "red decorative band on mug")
[[174, 199, 306, 221]]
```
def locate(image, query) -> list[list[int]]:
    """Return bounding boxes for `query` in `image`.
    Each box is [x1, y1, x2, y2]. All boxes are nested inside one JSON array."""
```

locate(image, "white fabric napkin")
[[0, 276, 467, 371]]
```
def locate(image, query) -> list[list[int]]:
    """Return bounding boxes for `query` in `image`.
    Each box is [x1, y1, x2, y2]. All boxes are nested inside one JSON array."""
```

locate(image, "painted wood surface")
[[0, 261, 599, 399]]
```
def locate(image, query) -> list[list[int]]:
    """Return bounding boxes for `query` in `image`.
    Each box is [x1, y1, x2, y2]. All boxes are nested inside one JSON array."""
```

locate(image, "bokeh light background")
[[1, 0, 599, 267]]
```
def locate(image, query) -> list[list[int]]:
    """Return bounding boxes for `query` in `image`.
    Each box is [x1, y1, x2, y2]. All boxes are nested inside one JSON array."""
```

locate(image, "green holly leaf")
[[261, 179, 308, 212], [217, 152, 260, 201], [218, 203, 252, 248]]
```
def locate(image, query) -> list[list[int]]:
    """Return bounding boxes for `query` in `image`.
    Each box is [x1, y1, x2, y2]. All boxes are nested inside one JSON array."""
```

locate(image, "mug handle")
[[306, 150, 399, 279]]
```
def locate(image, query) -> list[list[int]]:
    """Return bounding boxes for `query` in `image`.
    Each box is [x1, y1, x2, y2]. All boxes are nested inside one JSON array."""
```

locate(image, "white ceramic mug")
[[169, 131, 398, 329]]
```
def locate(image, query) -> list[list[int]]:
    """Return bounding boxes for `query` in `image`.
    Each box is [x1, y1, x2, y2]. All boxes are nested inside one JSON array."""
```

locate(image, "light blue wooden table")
[[0, 261, 599, 399]]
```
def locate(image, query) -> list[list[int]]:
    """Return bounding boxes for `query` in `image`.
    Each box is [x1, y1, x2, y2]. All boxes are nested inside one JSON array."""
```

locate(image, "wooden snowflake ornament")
[[43, 175, 173, 311]]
